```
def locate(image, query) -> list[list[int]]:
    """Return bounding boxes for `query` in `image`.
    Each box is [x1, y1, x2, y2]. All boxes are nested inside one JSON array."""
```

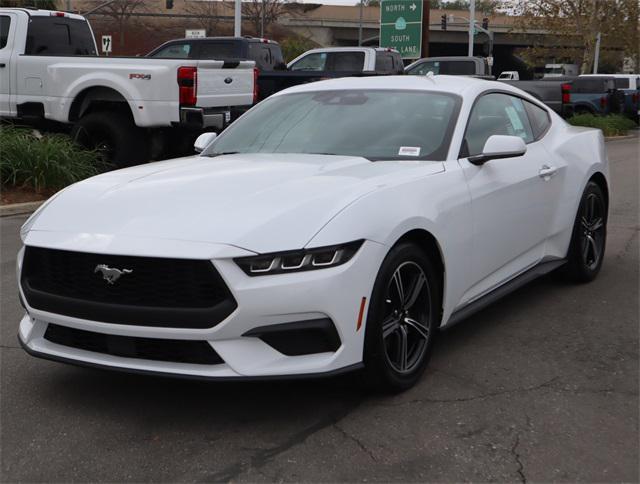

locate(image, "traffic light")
[[441, 15, 447, 31], [166, 0, 173, 9], [482, 17, 489, 30]]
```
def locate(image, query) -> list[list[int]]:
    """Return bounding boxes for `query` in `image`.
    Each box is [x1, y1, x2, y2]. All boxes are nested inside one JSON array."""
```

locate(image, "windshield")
[[206, 90, 461, 161]]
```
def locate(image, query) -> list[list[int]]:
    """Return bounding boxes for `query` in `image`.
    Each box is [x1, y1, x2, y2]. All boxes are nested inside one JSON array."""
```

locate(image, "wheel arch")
[[392, 228, 445, 323], [589, 171, 609, 211], [69, 86, 133, 122]]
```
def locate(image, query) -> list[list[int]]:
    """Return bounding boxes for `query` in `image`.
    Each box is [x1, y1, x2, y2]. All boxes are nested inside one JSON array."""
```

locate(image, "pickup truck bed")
[[0, 8, 255, 166], [499, 79, 570, 115]]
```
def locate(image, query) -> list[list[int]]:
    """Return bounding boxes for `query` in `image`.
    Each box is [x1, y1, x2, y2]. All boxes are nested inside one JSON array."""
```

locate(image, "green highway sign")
[[380, 0, 423, 59]]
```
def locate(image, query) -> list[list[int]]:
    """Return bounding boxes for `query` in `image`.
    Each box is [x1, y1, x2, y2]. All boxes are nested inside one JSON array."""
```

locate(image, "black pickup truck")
[[147, 38, 403, 102], [405, 56, 574, 117]]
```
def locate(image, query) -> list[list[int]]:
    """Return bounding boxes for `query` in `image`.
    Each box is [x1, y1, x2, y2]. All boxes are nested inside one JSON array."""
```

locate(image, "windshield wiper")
[[206, 151, 240, 158], [307, 152, 372, 161]]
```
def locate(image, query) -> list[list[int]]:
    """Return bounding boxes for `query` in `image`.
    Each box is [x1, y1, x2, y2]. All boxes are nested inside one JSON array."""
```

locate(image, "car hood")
[[28, 153, 444, 254]]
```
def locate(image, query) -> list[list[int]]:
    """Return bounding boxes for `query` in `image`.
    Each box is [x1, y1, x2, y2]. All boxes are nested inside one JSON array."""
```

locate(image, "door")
[[459, 92, 556, 301], [0, 14, 14, 116]]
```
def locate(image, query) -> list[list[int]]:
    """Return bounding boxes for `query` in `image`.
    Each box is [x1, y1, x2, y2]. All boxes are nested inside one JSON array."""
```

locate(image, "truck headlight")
[[234, 240, 363, 276]]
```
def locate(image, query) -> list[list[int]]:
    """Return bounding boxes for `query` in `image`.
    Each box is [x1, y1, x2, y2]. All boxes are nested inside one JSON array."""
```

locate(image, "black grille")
[[44, 324, 224, 365], [21, 246, 237, 328]]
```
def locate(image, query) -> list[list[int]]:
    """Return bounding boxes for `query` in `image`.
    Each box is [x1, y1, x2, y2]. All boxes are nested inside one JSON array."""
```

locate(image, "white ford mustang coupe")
[[17, 76, 609, 391]]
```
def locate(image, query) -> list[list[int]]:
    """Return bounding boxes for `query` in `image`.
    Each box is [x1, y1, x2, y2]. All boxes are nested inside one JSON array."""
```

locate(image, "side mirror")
[[194, 132, 217, 153], [468, 135, 527, 166]]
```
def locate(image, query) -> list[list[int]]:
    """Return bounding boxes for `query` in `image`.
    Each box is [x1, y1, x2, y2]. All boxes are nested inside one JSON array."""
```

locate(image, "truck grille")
[[21, 246, 237, 328], [44, 324, 224, 365]]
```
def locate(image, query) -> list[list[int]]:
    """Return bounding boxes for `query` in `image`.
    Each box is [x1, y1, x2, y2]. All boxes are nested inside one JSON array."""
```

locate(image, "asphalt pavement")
[[1, 136, 638, 482]]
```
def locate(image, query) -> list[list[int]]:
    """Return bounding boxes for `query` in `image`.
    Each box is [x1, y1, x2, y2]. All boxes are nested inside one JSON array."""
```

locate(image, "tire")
[[72, 111, 149, 168], [561, 181, 607, 283], [362, 242, 441, 393]]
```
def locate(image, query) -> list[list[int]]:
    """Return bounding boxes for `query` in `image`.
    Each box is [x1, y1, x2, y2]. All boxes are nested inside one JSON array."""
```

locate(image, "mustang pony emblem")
[[94, 264, 133, 284]]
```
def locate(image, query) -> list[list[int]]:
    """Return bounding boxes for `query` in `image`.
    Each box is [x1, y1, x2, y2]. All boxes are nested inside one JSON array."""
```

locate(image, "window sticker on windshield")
[[505, 106, 524, 131], [399, 146, 421, 156]]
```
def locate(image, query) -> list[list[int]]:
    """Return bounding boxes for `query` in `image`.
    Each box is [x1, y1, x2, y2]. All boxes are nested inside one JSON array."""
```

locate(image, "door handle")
[[0, 63, 5, 68], [539, 165, 557, 179]]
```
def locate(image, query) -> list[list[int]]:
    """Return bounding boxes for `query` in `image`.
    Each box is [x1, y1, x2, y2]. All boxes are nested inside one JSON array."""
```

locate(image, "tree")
[[242, 0, 288, 37], [100, 0, 146, 49], [509, 0, 639, 74], [184, 0, 222, 36], [428, 0, 504, 14], [279, 35, 316, 62]]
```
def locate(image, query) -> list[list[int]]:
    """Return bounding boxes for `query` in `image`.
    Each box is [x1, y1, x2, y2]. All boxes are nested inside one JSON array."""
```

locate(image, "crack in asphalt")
[[198, 397, 362, 483], [374, 377, 560, 407], [333, 423, 378, 462], [617, 227, 639, 260], [0, 344, 20, 350], [511, 431, 526, 483]]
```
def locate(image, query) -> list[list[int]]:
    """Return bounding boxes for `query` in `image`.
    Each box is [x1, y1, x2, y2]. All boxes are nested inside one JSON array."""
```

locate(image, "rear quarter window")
[[25, 17, 96, 56], [524, 101, 551, 140], [375, 52, 394, 72]]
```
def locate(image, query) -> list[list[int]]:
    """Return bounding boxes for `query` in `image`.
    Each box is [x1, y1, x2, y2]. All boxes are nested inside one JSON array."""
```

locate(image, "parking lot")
[[0, 135, 637, 483]]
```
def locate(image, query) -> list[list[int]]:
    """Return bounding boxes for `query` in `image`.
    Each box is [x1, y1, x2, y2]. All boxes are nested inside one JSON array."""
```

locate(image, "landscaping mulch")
[[1, 186, 54, 205]]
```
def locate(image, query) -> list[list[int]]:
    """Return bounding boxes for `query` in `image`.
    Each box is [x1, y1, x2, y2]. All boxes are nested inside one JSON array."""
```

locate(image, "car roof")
[[0, 7, 86, 20], [581, 74, 639, 79], [273, 74, 524, 99], [303, 47, 380, 54], [158, 37, 278, 45]]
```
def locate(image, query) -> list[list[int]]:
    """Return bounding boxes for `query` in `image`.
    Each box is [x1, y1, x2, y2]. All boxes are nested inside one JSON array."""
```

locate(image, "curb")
[[0, 201, 43, 218], [604, 134, 636, 142]]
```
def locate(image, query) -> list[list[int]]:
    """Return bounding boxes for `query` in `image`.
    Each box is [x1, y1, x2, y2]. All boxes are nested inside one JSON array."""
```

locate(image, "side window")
[[259, 46, 271, 69], [25, 18, 95, 56], [524, 100, 551, 140], [408, 61, 438, 76], [464, 93, 535, 157], [290, 53, 327, 71], [0, 16, 11, 50], [151, 42, 191, 59], [270, 46, 284, 66], [326, 51, 365, 71]]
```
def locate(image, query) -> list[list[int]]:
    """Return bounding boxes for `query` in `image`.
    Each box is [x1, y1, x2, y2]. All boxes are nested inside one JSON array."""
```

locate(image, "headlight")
[[235, 240, 364, 276]]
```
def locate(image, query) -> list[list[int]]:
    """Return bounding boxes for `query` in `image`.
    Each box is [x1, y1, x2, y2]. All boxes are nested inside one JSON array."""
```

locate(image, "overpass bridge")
[[280, 6, 551, 75]]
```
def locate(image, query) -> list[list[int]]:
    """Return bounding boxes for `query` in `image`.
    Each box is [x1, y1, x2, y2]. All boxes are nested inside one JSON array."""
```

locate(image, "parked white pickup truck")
[[0, 7, 256, 165]]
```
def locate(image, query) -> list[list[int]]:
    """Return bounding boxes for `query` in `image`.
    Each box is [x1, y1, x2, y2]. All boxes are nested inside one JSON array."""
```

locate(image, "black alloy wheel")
[[363, 242, 440, 392]]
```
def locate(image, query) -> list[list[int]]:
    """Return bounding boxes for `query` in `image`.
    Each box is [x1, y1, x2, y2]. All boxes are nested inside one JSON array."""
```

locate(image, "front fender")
[[307, 163, 474, 326]]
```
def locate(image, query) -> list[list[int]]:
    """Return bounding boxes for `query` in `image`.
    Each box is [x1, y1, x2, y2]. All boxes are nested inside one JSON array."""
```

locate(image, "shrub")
[[0, 125, 102, 192], [280, 36, 317, 63], [567, 114, 636, 137]]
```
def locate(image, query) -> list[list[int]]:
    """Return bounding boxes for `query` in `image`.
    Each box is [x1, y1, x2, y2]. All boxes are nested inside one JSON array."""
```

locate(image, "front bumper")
[[18, 237, 386, 379]]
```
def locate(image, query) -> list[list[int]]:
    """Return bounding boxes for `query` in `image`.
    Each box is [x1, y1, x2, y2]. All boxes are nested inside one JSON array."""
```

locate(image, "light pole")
[[234, 0, 242, 37], [358, 0, 363, 47], [468, 0, 475, 56], [593, 32, 601, 74]]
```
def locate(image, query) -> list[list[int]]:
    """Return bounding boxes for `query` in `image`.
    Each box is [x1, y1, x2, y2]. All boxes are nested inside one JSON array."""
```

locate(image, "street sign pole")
[[421, 0, 429, 58], [380, 0, 424, 60], [468, 0, 475, 56]]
